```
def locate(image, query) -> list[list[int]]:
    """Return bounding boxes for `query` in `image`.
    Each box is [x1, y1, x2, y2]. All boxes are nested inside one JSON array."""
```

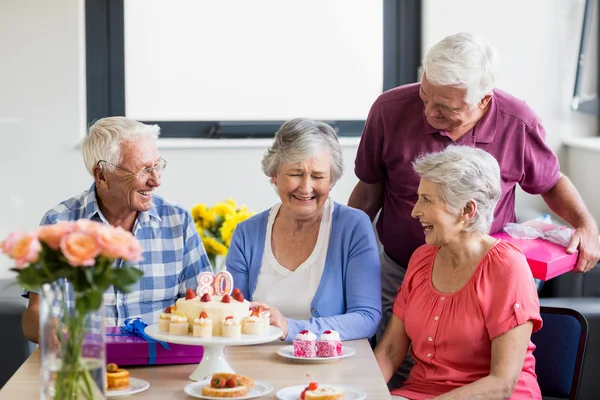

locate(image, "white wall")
[[1, 0, 598, 278]]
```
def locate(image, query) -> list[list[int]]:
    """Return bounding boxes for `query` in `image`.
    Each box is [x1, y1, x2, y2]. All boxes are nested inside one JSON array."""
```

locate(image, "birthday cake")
[[159, 271, 253, 337]]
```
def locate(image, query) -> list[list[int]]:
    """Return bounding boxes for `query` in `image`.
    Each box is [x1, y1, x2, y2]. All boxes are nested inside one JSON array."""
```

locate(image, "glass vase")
[[209, 254, 227, 273], [39, 282, 106, 399]]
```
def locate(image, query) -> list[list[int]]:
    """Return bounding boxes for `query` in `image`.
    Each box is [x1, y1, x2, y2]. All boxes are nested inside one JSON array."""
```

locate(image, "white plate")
[[145, 324, 283, 346], [276, 345, 355, 361], [184, 379, 273, 399], [106, 377, 150, 398], [276, 384, 366, 400]]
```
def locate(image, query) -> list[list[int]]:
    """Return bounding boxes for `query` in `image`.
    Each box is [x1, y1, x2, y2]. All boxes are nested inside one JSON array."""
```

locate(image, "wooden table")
[[0, 339, 391, 399]]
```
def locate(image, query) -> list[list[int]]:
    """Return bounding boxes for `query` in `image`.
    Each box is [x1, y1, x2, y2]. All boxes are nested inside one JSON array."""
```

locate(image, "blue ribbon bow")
[[107, 317, 170, 364]]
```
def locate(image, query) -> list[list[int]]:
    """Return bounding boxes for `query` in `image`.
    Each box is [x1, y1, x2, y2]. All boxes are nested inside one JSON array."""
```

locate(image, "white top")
[[295, 330, 317, 341], [253, 198, 334, 320], [319, 330, 340, 341]]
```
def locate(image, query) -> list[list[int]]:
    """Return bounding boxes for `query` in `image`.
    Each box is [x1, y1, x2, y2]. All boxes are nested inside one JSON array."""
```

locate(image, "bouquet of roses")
[[1, 219, 144, 399]]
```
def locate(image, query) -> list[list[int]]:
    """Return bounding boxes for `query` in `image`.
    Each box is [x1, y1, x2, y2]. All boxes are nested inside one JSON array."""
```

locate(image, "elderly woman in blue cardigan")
[[227, 118, 381, 342]]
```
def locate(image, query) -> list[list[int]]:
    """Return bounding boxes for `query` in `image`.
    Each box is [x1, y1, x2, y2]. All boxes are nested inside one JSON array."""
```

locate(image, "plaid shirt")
[[32, 184, 212, 327]]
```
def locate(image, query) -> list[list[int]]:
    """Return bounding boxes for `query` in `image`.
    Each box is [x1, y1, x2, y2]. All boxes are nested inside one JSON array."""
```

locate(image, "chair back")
[[532, 306, 588, 399]]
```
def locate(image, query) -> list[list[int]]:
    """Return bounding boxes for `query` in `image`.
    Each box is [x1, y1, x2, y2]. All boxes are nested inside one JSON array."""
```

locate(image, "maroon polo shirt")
[[355, 83, 561, 266]]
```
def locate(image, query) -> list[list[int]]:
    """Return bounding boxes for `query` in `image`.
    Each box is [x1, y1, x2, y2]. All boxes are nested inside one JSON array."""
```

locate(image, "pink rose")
[[37, 222, 73, 250], [1, 231, 41, 268], [96, 226, 143, 261], [60, 232, 101, 267], [72, 219, 104, 235]]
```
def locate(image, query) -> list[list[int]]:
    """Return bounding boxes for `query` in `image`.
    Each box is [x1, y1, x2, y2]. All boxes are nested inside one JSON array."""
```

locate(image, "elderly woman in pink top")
[[375, 145, 542, 400]]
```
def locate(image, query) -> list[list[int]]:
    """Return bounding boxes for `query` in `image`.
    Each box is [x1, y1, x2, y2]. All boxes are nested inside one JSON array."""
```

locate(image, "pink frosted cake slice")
[[293, 330, 317, 358], [316, 330, 343, 357]]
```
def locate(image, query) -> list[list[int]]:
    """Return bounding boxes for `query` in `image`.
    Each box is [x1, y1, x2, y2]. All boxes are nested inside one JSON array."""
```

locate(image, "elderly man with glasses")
[[22, 116, 212, 344]]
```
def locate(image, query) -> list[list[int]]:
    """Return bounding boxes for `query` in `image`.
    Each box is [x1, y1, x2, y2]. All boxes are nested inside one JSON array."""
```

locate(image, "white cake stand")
[[145, 324, 283, 381]]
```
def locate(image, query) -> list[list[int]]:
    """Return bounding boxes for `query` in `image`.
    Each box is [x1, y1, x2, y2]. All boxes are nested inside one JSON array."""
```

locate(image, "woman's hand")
[[250, 301, 288, 340]]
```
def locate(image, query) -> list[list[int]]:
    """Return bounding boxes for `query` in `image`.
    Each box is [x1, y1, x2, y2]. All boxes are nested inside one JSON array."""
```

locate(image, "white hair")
[[412, 145, 501, 235], [423, 32, 499, 108], [261, 118, 344, 185], [81, 117, 160, 176]]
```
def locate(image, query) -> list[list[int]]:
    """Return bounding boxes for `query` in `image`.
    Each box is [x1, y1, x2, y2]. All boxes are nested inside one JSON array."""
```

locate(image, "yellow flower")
[[219, 216, 236, 247], [203, 236, 228, 256], [210, 202, 236, 218], [224, 198, 236, 209], [191, 204, 215, 229], [192, 199, 255, 256]]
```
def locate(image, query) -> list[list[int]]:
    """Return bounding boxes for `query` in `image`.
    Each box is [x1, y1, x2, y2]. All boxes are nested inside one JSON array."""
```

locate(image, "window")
[[86, 0, 421, 138]]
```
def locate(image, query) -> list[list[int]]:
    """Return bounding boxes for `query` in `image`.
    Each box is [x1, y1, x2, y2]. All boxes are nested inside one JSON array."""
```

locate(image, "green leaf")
[[16, 265, 43, 289], [76, 290, 103, 313], [112, 267, 144, 293]]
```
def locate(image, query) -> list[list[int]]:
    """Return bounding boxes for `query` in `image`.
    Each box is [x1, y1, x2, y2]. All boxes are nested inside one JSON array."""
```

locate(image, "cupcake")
[[221, 316, 241, 338], [159, 306, 175, 332], [169, 313, 189, 335], [242, 314, 262, 335], [316, 330, 343, 357], [193, 311, 213, 338], [293, 330, 317, 358]]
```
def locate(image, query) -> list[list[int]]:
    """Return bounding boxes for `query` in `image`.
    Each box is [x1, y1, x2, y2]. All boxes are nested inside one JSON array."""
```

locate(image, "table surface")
[[0, 339, 391, 399]]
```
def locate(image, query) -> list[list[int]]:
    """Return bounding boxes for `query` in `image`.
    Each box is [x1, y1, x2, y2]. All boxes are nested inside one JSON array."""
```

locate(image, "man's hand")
[[567, 224, 600, 273]]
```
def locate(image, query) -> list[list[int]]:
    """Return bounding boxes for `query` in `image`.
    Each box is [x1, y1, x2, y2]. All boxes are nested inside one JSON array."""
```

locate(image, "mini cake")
[[242, 314, 262, 335], [201, 373, 254, 398], [293, 330, 317, 358], [304, 386, 346, 400], [221, 316, 242, 338], [106, 363, 129, 391], [193, 311, 213, 338], [169, 312, 189, 335], [158, 306, 175, 332], [316, 330, 343, 357]]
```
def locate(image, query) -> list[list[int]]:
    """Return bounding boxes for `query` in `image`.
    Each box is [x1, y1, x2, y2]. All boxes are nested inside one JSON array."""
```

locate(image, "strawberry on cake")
[[243, 308, 262, 335], [293, 330, 317, 358], [298, 377, 345, 400], [201, 372, 254, 398], [193, 311, 213, 338], [221, 316, 242, 338], [158, 306, 175, 332], [316, 330, 343, 357]]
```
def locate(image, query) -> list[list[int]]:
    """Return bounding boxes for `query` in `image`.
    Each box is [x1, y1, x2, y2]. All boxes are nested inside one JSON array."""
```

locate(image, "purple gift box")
[[106, 326, 203, 365]]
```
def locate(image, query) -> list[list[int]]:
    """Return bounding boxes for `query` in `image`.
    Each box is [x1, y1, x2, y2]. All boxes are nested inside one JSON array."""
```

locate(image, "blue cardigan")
[[226, 202, 382, 342]]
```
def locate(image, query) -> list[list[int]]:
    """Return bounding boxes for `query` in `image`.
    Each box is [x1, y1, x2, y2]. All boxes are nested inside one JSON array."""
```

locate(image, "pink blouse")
[[391, 240, 542, 399]]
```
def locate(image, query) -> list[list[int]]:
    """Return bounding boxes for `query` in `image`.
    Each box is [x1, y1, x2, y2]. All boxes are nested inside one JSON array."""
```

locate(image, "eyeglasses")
[[97, 158, 167, 180]]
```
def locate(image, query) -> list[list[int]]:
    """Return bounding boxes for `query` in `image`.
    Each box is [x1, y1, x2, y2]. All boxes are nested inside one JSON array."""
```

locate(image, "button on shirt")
[[355, 83, 561, 266], [391, 241, 542, 400], [37, 184, 212, 327]]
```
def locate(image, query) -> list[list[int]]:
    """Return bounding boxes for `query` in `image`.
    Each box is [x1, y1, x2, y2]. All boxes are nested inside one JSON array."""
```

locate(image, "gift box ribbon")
[[503, 222, 573, 248], [106, 317, 170, 364]]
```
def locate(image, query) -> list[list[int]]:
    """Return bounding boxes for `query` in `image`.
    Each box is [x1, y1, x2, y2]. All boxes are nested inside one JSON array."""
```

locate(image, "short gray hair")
[[412, 145, 501, 235], [423, 32, 499, 108], [261, 118, 344, 185], [82, 116, 161, 176]]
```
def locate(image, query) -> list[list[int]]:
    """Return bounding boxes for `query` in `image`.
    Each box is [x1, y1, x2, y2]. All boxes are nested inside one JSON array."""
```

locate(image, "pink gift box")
[[492, 221, 578, 281], [106, 327, 203, 365]]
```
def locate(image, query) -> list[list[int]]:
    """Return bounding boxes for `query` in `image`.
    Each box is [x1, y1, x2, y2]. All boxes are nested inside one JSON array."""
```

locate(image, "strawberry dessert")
[[316, 330, 343, 357], [293, 330, 317, 358]]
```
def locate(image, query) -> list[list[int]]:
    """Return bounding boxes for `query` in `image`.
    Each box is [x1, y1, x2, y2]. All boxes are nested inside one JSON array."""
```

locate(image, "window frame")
[[85, 0, 421, 139]]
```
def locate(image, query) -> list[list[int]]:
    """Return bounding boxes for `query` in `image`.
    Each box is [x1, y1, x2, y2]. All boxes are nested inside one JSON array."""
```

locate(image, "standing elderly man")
[[22, 116, 212, 343], [349, 32, 600, 383]]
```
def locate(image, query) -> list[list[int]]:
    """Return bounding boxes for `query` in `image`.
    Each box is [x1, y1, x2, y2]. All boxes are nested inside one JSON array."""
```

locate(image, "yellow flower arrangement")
[[191, 199, 255, 270]]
